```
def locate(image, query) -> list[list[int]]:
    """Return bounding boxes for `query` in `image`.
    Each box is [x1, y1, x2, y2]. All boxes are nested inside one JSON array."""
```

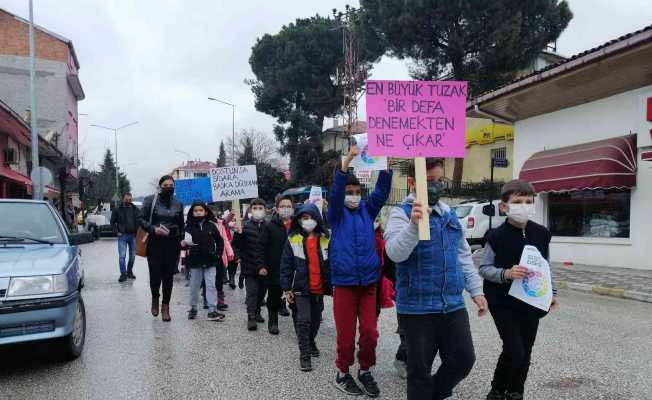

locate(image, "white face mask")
[[301, 218, 317, 233], [251, 210, 265, 221], [344, 195, 361, 209], [507, 203, 535, 224], [278, 207, 294, 219]]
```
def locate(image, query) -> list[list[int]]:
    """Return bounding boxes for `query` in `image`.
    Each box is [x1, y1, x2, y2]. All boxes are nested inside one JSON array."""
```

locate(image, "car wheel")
[[60, 294, 86, 361]]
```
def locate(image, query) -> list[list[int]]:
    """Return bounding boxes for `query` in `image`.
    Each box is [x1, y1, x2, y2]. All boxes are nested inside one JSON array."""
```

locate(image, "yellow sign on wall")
[[465, 118, 514, 148]]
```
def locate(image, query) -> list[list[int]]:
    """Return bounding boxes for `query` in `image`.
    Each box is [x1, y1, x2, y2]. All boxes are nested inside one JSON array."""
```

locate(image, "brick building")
[[0, 7, 84, 201]]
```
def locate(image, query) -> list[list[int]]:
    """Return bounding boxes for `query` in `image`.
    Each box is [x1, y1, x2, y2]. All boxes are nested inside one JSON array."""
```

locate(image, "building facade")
[[0, 7, 84, 200], [470, 25, 652, 270], [171, 160, 217, 180]]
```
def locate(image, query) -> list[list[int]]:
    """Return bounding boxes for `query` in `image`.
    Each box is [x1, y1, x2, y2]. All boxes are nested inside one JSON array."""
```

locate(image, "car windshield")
[[0, 202, 66, 244], [452, 205, 474, 218]]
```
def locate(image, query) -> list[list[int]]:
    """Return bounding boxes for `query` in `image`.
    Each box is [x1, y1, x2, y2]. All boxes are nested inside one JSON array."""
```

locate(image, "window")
[[194, 172, 208, 177], [491, 147, 507, 161], [548, 189, 630, 238]]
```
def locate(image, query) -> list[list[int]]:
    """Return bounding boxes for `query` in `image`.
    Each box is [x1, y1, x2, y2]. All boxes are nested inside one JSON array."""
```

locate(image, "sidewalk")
[[472, 249, 652, 303], [552, 263, 652, 303]]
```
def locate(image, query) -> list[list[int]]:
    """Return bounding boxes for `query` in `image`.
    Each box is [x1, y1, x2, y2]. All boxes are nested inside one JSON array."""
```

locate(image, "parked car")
[[451, 200, 506, 245], [0, 199, 93, 360]]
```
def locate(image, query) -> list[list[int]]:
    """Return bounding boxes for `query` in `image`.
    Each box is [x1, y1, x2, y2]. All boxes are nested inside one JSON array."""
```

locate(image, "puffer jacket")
[[327, 169, 392, 286], [264, 214, 290, 286], [232, 218, 267, 277], [280, 204, 332, 296], [184, 220, 224, 269]]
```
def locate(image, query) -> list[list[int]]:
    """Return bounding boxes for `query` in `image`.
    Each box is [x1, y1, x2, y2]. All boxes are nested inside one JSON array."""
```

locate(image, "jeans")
[[190, 267, 217, 312], [399, 309, 476, 400], [117, 234, 136, 274], [245, 276, 266, 319], [489, 306, 540, 394], [396, 313, 407, 362], [291, 294, 324, 357], [333, 285, 378, 373]]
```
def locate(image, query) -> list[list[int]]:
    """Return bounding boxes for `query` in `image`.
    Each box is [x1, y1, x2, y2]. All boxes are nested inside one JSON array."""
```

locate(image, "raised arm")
[[366, 170, 393, 219]]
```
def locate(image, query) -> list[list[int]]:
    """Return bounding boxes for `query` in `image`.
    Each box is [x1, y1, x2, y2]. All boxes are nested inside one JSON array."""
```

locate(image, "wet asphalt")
[[0, 238, 650, 399]]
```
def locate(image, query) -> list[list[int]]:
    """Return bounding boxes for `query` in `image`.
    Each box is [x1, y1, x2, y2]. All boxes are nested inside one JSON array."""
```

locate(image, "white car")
[[451, 200, 506, 245]]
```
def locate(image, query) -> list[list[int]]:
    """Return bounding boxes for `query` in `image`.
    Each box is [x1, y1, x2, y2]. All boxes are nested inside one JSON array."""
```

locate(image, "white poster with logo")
[[308, 186, 323, 213], [210, 165, 258, 202], [508, 245, 553, 312], [350, 133, 387, 171]]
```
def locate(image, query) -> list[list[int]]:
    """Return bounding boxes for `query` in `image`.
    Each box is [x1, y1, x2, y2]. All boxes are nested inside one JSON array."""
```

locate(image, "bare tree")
[[225, 128, 280, 166]]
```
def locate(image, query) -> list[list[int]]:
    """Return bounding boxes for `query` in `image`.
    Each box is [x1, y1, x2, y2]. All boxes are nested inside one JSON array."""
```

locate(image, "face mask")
[[160, 187, 174, 198], [427, 181, 444, 206], [278, 207, 294, 219], [344, 195, 361, 209], [507, 203, 535, 224], [301, 219, 317, 233], [251, 210, 265, 221]]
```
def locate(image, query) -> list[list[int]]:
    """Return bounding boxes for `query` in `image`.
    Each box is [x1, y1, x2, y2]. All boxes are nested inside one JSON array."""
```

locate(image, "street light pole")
[[90, 121, 139, 202], [28, 0, 41, 200], [208, 97, 235, 167]]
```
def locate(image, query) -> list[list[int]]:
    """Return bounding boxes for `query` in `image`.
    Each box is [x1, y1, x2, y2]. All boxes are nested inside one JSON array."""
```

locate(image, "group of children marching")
[[177, 145, 557, 400]]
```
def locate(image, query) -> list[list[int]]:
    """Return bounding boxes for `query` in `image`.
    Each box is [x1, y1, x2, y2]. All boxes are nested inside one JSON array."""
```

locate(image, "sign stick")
[[232, 199, 241, 231], [414, 157, 431, 241]]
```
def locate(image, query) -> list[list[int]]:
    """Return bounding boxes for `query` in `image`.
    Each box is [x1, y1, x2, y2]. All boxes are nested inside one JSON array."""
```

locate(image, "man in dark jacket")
[[232, 198, 269, 331], [328, 145, 392, 397], [263, 195, 294, 335], [111, 193, 140, 282]]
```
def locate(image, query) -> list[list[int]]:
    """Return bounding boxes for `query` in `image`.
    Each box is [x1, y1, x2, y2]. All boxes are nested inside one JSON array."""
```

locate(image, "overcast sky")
[[2, 0, 652, 196]]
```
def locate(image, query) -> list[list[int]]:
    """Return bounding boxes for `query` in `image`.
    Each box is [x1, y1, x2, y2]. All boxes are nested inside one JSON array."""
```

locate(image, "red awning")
[[0, 166, 33, 187], [519, 135, 637, 192]]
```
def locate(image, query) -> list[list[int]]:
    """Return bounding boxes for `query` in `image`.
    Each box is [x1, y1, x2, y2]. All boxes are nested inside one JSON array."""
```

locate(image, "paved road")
[[1, 239, 651, 400]]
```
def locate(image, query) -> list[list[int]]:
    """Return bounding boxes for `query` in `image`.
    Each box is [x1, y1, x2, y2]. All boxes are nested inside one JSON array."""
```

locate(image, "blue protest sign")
[[175, 178, 212, 205]]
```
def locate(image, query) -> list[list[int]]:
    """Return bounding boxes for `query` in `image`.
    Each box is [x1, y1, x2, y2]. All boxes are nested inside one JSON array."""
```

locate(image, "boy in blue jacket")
[[328, 146, 392, 398]]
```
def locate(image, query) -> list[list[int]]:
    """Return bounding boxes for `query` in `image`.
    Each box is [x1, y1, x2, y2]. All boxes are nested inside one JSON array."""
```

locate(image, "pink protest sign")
[[365, 80, 467, 158]]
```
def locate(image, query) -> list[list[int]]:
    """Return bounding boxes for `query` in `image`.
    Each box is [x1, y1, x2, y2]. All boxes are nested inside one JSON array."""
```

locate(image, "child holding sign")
[[479, 180, 558, 400], [328, 145, 392, 397]]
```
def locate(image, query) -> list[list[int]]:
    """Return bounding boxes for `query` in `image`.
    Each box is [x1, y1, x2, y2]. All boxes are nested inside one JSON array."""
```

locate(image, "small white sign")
[[350, 133, 388, 171], [508, 245, 553, 312], [355, 170, 373, 185], [210, 165, 259, 202], [308, 186, 323, 212]]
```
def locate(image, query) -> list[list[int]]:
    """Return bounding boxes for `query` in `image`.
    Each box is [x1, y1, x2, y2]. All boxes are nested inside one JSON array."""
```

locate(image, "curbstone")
[[556, 280, 652, 304]]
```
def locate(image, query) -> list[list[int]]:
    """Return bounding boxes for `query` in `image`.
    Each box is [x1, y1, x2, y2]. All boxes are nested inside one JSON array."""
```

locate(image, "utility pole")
[[207, 98, 235, 167], [28, 0, 41, 200]]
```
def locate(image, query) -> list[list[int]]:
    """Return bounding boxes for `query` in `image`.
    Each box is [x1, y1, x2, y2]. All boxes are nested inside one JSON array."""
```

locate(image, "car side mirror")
[[482, 204, 496, 217], [70, 232, 93, 245]]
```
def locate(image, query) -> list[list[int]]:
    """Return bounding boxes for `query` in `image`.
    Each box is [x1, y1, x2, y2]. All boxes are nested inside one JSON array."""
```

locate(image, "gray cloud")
[[2, 0, 650, 195]]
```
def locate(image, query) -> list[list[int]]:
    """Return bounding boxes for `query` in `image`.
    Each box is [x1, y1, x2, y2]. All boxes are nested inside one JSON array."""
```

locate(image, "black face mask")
[[427, 181, 444, 206], [160, 187, 174, 198]]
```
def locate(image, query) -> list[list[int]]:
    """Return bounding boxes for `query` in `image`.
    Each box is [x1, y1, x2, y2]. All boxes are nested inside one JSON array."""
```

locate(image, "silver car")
[[0, 199, 92, 360]]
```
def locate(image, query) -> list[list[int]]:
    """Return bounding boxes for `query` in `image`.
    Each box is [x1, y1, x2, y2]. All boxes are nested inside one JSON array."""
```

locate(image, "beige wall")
[[444, 139, 514, 183]]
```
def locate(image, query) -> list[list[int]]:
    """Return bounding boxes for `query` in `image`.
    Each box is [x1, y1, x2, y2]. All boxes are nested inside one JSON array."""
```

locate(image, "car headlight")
[[7, 274, 69, 297]]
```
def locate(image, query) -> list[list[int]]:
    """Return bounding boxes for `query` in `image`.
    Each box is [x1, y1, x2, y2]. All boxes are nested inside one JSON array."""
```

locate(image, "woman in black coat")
[[139, 175, 184, 322]]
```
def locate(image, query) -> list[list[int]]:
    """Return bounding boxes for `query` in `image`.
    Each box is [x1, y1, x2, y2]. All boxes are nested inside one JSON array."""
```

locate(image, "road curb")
[[557, 281, 652, 304]]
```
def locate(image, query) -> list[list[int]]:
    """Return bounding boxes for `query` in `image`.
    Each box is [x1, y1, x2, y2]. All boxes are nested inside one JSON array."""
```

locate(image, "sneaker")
[[486, 389, 506, 400], [229, 282, 236, 290], [255, 313, 265, 323], [238, 279, 244, 289], [279, 307, 290, 317], [118, 273, 127, 283], [217, 303, 229, 311], [393, 359, 407, 380], [334, 372, 363, 396], [310, 343, 320, 358], [505, 392, 523, 400], [300, 356, 313, 372], [247, 319, 257, 331], [127, 272, 136, 280], [187, 308, 198, 320], [207, 311, 225, 321], [202, 299, 209, 310], [358, 371, 380, 398]]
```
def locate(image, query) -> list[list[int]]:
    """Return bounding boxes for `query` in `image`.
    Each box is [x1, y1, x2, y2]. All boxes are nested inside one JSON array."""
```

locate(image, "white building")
[[469, 25, 652, 270]]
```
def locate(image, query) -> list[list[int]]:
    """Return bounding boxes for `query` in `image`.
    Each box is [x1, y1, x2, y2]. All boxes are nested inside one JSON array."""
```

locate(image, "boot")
[[486, 388, 506, 400], [505, 392, 523, 400], [247, 317, 258, 331], [151, 297, 160, 317], [268, 311, 279, 335], [279, 299, 290, 317], [161, 304, 171, 322], [300, 355, 312, 372]]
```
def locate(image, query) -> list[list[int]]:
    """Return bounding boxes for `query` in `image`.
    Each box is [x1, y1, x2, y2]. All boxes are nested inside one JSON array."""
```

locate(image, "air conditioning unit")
[[3, 148, 17, 165]]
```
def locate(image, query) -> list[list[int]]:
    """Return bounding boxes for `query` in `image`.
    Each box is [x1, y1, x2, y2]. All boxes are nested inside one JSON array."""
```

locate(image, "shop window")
[[491, 147, 507, 161], [548, 189, 630, 238]]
